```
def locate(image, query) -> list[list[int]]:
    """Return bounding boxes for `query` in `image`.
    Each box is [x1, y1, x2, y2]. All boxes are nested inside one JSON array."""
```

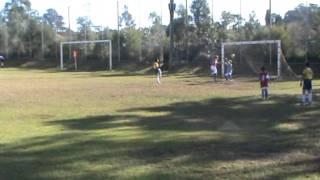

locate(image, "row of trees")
[[0, 0, 319, 69]]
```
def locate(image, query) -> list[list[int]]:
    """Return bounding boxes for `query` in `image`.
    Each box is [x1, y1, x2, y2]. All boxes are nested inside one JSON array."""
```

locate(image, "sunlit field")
[[0, 68, 319, 180]]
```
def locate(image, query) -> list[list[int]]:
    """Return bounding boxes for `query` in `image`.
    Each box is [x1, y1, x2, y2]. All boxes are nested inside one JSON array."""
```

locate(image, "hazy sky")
[[1, 0, 319, 30]]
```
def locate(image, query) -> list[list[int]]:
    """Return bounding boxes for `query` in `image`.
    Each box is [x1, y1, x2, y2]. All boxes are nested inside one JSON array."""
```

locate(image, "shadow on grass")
[[1, 95, 319, 179]]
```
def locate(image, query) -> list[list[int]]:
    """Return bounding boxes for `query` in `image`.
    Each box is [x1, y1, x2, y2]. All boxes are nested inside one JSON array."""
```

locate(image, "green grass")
[[0, 68, 319, 180]]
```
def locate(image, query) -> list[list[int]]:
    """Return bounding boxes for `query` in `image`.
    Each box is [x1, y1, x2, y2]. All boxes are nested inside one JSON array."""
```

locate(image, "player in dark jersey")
[[300, 62, 313, 105], [0, 55, 5, 67], [153, 58, 162, 84]]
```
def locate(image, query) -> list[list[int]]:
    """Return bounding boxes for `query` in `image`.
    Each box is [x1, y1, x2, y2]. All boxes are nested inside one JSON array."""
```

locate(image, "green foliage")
[[243, 12, 261, 40], [1, 1, 320, 67], [0, 15, 9, 55], [120, 5, 135, 28], [190, 0, 211, 29], [121, 27, 143, 60], [282, 4, 320, 61], [4, 0, 31, 57], [43, 8, 64, 30], [190, 0, 211, 42], [76, 16, 92, 39]]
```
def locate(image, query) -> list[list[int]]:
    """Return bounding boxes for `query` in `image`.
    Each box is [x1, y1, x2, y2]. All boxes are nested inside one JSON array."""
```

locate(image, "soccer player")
[[210, 55, 219, 82], [224, 59, 233, 80], [300, 62, 313, 105], [224, 58, 229, 80], [153, 58, 162, 84], [259, 66, 270, 100], [0, 55, 5, 68]]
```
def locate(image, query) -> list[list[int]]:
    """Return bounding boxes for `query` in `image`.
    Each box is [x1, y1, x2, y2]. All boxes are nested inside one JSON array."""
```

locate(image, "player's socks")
[[308, 92, 312, 104], [302, 94, 307, 105]]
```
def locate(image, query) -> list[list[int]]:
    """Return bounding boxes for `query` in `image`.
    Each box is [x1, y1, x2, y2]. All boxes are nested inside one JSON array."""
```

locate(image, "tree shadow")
[[1, 95, 319, 179], [211, 156, 320, 179]]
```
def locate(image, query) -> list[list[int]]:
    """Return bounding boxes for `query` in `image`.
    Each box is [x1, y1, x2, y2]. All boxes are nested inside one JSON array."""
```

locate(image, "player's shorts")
[[210, 65, 217, 75], [155, 68, 161, 75], [303, 79, 312, 90]]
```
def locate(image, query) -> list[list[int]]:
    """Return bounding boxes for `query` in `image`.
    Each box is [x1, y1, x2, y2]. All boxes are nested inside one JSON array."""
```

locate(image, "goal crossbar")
[[60, 40, 112, 70], [221, 40, 281, 78]]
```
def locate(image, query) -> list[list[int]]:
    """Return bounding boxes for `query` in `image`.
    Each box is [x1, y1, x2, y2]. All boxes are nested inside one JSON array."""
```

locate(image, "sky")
[[1, 0, 320, 30]]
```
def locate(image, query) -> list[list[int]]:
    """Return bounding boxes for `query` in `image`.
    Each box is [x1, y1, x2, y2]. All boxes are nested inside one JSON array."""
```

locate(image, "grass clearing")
[[0, 68, 319, 179]]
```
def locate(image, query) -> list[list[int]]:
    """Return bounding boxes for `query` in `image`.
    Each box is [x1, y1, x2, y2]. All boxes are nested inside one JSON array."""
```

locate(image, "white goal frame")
[[60, 40, 112, 70], [221, 40, 281, 78]]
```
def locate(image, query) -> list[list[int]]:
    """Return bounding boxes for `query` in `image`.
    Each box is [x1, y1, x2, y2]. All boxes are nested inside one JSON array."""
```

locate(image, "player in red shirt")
[[259, 66, 270, 100]]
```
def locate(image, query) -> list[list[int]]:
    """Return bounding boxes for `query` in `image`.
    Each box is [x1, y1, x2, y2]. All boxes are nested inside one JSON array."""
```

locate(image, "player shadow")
[[1, 95, 319, 179]]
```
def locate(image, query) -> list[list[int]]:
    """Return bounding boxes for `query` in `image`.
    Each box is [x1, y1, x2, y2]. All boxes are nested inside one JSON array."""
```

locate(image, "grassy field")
[[0, 68, 319, 180]]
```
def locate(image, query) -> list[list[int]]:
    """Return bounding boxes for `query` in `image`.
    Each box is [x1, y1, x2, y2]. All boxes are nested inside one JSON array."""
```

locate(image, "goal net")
[[60, 40, 112, 70], [221, 40, 296, 79]]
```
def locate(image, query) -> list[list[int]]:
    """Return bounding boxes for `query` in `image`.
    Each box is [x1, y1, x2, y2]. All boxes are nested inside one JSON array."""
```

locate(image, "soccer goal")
[[221, 40, 282, 78], [60, 40, 112, 70]]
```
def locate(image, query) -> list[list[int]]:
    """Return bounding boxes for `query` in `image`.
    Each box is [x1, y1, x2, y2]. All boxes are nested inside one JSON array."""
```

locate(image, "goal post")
[[60, 40, 112, 70], [221, 40, 281, 78]]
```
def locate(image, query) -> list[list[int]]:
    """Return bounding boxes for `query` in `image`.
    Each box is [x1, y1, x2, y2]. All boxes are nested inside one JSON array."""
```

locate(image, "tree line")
[[0, 0, 319, 69]]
